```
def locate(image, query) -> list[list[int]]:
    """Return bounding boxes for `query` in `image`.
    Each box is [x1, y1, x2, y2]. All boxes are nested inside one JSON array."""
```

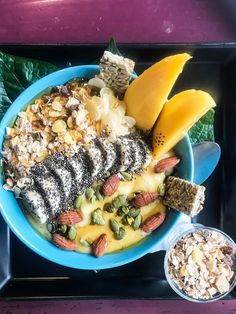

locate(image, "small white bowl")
[[164, 225, 236, 302]]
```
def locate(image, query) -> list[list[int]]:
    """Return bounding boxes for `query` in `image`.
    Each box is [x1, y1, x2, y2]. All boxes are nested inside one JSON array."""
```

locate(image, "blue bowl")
[[0, 65, 194, 269]]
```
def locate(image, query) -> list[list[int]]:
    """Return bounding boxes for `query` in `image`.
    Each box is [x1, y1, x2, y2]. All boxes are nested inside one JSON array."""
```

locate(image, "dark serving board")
[[0, 44, 236, 300]]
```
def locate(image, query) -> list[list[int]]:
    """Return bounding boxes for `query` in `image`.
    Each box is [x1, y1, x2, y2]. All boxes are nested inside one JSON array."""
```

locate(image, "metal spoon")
[[192, 142, 221, 185]]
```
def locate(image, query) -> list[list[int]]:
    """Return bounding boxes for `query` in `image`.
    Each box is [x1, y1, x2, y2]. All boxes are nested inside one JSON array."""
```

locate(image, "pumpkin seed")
[[92, 180, 100, 187], [47, 223, 53, 233], [47, 222, 56, 233], [165, 168, 174, 176], [95, 190, 104, 201], [59, 224, 67, 234], [121, 215, 129, 225], [74, 195, 82, 208], [90, 195, 97, 204], [127, 216, 134, 225], [68, 226, 77, 240], [112, 195, 127, 208], [104, 203, 115, 213], [128, 208, 141, 218], [117, 208, 125, 217], [109, 219, 119, 234], [91, 208, 105, 225], [116, 227, 126, 240], [133, 214, 142, 230], [120, 171, 133, 181], [158, 183, 165, 196], [85, 187, 95, 200], [121, 206, 129, 214], [102, 171, 111, 179], [80, 238, 91, 247], [92, 181, 102, 190]]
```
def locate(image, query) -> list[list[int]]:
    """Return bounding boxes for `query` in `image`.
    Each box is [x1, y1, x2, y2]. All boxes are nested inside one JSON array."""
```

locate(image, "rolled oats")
[[1, 80, 99, 184], [64, 131, 76, 145], [168, 229, 235, 299], [52, 101, 62, 111], [52, 119, 67, 133]]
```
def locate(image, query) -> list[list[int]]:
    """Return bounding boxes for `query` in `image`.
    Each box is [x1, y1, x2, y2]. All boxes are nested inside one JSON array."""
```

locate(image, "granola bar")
[[163, 176, 205, 217], [98, 51, 135, 95]]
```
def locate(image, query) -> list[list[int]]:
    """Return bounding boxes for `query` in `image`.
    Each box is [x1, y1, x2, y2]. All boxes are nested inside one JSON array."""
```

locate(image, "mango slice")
[[124, 53, 192, 131], [152, 89, 216, 158]]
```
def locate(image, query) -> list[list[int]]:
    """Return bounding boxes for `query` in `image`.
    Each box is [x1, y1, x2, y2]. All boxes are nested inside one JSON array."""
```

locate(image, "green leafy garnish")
[[92, 37, 123, 65], [106, 37, 122, 56], [0, 81, 11, 122], [188, 108, 215, 144], [0, 51, 58, 120]]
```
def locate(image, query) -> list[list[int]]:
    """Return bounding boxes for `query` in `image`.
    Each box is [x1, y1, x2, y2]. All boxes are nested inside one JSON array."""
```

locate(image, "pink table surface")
[[0, 0, 236, 43], [1, 0, 236, 313], [1, 300, 236, 314]]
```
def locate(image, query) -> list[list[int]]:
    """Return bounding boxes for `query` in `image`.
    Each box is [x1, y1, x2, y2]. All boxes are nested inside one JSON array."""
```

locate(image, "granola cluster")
[[2, 81, 98, 180], [168, 229, 235, 300]]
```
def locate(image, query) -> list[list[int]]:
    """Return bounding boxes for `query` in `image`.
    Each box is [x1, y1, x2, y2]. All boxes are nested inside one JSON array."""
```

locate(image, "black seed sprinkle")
[[23, 134, 151, 220]]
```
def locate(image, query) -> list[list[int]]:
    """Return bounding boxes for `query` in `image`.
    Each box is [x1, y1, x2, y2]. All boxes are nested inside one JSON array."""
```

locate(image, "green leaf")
[[93, 37, 123, 65], [0, 81, 12, 120], [188, 108, 215, 144], [0, 50, 57, 121], [106, 37, 122, 56]]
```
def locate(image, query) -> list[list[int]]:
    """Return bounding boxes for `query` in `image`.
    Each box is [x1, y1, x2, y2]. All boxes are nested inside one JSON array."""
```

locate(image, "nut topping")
[[154, 156, 180, 173], [52, 233, 76, 251], [131, 192, 158, 208], [57, 211, 83, 225], [142, 212, 166, 233], [92, 233, 108, 257], [102, 174, 120, 196]]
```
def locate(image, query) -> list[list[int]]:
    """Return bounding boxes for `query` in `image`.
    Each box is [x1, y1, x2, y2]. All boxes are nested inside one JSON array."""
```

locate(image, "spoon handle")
[[193, 142, 221, 185]]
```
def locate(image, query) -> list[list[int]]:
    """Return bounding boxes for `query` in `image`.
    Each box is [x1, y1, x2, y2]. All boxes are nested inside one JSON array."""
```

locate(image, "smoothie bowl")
[[0, 52, 215, 269]]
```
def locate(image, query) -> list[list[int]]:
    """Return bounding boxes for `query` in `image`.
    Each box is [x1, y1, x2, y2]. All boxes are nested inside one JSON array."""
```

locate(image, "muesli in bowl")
[[164, 225, 236, 302], [0, 50, 216, 267]]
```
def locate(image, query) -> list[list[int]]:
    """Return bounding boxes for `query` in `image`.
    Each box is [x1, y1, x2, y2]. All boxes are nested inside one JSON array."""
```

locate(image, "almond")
[[92, 233, 108, 257], [57, 210, 83, 225], [154, 156, 180, 173], [52, 233, 76, 250], [142, 212, 166, 233], [131, 192, 158, 208], [102, 174, 120, 196]]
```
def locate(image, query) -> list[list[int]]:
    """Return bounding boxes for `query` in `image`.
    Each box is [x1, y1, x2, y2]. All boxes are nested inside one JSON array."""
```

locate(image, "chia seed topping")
[[20, 134, 151, 223]]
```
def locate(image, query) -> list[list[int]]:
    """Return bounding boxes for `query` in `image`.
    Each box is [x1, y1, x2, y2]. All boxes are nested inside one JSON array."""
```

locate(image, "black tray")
[[0, 44, 236, 300]]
